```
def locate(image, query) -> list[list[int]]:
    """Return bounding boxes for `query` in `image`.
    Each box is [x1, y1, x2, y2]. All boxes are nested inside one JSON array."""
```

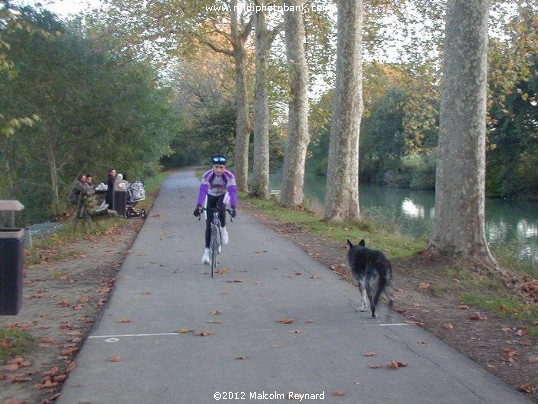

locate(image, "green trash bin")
[[0, 228, 24, 315], [0, 200, 24, 316]]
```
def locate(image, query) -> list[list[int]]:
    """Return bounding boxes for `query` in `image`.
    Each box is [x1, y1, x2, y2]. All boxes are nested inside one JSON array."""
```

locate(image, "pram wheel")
[[141, 209, 147, 218]]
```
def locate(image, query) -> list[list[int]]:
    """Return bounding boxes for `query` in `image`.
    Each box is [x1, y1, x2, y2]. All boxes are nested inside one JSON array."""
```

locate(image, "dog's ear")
[[359, 239, 365, 247], [347, 239, 353, 248]]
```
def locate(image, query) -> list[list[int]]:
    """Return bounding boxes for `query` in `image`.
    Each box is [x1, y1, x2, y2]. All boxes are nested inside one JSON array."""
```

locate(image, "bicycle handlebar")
[[198, 207, 234, 222]]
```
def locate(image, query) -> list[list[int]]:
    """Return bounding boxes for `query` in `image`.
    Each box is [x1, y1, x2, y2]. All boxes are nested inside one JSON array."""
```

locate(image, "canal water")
[[271, 171, 537, 270]]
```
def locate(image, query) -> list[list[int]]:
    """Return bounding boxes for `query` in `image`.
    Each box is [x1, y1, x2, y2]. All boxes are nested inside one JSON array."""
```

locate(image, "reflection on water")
[[270, 171, 538, 267], [401, 198, 427, 219]]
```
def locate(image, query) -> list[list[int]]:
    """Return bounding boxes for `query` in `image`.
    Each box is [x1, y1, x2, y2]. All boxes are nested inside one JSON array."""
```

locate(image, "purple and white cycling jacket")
[[196, 169, 238, 207]]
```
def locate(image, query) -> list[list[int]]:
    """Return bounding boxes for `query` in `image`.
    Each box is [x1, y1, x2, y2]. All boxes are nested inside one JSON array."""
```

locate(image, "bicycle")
[[199, 207, 233, 277]]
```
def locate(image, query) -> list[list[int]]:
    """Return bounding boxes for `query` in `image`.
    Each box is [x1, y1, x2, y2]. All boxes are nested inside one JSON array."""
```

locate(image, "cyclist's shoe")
[[221, 226, 229, 245], [201, 248, 210, 265]]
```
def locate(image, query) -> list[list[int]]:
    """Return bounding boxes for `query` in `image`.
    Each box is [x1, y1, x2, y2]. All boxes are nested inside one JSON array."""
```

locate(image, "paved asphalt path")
[[58, 169, 530, 404]]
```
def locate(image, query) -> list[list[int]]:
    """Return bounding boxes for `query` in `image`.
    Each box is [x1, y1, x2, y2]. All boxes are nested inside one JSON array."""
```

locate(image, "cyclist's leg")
[[201, 195, 218, 264], [216, 194, 227, 227], [205, 195, 219, 248], [216, 194, 229, 244]]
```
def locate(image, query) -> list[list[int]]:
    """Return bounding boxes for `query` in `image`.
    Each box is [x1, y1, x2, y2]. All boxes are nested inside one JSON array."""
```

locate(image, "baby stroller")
[[126, 180, 147, 218]]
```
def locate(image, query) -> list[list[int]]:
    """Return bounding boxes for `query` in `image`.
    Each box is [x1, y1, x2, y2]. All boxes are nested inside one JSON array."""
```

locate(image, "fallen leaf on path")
[[108, 355, 121, 363], [363, 352, 376, 357], [518, 383, 535, 394], [117, 318, 131, 323], [209, 310, 222, 315], [0, 338, 12, 348], [500, 326, 512, 332], [277, 318, 294, 324], [515, 329, 527, 336], [6, 357, 31, 369], [501, 348, 519, 363], [469, 312, 487, 320], [4, 364, 20, 372], [43, 366, 60, 377], [226, 279, 245, 283], [235, 355, 248, 360], [66, 361, 76, 373], [528, 357, 538, 363], [443, 323, 454, 330], [458, 304, 469, 310], [368, 364, 383, 369], [8, 375, 32, 383], [17, 322, 34, 330], [388, 360, 407, 369], [193, 330, 213, 336], [59, 299, 71, 307], [53, 374, 67, 383], [35, 380, 59, 389], [79, 295, 91, 304], [332, 390, 345, 397], [216, 268, 229, 274], [177, 328, 191, 334], [418, 283, 431, 290], [62, 347, 78, 355]]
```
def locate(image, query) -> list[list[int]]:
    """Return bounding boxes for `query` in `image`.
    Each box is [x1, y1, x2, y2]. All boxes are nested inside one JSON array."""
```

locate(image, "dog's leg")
[[367, 284, 376, 318], [369, 298, 376, 317], [356, 279, 368, 312], [368, 290, 377, 317]]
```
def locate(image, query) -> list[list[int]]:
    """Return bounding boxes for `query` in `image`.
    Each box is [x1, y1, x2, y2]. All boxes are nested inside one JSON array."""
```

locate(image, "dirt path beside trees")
[[0, 220, 142, 404]]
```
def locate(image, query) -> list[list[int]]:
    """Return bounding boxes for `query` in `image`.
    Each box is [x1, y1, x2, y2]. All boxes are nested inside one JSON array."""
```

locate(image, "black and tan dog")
[[347, 239, 394, 318]]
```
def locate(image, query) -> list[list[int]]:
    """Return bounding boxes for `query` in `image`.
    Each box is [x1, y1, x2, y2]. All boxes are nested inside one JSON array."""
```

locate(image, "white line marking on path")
[[88, 323, 410, 341], [89, 332, 180, 339]]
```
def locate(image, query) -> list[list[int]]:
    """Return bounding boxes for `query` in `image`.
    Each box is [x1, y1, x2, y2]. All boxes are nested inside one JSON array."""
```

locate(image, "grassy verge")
[[243, 194, 424, 259], [461, 292, 538, 337], [0, 329, 35, 361]]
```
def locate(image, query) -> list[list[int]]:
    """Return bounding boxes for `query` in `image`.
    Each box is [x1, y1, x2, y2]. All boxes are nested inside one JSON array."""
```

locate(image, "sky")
[[14, 0, 102, 18]]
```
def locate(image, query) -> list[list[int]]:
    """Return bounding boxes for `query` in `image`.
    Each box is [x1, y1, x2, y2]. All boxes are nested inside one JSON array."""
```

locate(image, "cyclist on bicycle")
[[193, 154, 238, 264]]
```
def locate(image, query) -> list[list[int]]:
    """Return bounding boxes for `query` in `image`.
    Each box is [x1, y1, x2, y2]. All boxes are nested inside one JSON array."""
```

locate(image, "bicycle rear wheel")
[[210, 224, 220, 277]]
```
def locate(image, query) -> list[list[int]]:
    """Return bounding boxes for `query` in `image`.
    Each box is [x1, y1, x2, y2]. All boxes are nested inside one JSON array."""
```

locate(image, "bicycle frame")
[[200, 207, 233, 277]]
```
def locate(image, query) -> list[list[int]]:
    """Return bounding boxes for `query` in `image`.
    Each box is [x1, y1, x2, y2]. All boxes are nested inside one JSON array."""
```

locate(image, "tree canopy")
[[0, 3, 178, 223]]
